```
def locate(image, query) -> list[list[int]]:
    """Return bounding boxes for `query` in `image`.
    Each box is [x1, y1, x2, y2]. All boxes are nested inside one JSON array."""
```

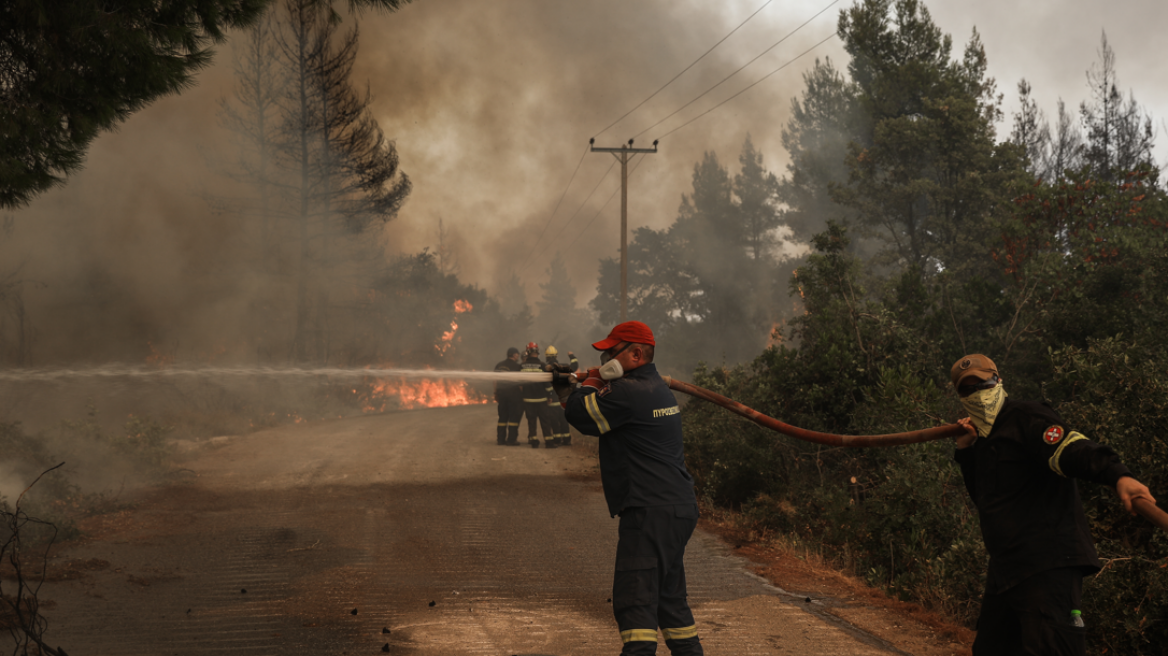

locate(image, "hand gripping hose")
[[662, 376, 1168, 531]]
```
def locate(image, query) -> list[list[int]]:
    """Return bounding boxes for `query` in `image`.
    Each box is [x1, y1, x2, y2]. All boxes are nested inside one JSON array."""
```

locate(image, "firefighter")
[[520, 342, 556, 449], [555, 321, 704, 655], [951, 354, 1155, 655], [544, 346, 578, 446], [492, 347, 523, 445]]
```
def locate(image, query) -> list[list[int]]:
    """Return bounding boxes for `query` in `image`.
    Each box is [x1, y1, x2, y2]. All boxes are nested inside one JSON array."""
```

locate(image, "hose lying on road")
[[662, 375, 1168, 532]]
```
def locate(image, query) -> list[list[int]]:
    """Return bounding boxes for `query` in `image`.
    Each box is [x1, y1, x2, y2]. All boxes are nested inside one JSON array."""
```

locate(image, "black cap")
[[506, 347, 520, 357]]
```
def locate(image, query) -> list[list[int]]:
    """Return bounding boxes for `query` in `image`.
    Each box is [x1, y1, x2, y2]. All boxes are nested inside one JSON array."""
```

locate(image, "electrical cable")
[[564, 154, 648, 252], [528, 142, 591, 254], [653, 32, 837, 141], [592, 0, 777, 140], [519, 158, 618, 276], [632, 0, 840, 141]]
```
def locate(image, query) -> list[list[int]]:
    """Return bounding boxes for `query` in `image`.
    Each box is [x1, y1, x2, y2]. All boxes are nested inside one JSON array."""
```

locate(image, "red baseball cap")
[[592, 321, 655, 350]]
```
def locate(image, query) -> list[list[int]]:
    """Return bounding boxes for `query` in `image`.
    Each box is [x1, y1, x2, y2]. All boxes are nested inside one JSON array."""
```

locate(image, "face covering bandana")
[[599, 358, 624, 380], [960, 384, 1008, 438]]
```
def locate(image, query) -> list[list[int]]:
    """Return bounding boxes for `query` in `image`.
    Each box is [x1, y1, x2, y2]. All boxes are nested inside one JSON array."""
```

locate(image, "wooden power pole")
[[589, 138, 658, 322]]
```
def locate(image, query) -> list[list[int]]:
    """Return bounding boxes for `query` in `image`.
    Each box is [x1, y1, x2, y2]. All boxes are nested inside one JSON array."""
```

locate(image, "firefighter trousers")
[[973, 567, 1085, 656], [522, 400, 552, 443], [613, 505, 703, 655], [496, 398, 523, 444], [546, 403, 571, 445]]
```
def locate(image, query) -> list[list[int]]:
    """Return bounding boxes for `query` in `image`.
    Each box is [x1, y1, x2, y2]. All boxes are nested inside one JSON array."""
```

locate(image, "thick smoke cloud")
[[3, 0, 1166, 369]]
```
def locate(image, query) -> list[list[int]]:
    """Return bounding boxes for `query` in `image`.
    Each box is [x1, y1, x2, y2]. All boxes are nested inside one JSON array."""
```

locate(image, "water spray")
[[0, 366, 548, 384], [8, 365, 1164, 529]]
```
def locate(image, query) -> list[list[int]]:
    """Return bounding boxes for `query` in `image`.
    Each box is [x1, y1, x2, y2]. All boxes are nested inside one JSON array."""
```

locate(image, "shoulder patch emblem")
[[1043, 425, 1064, 445]]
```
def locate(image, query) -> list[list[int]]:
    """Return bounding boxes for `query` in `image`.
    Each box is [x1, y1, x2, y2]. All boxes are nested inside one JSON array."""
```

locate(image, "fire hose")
[[657, 375, 1168, 533]]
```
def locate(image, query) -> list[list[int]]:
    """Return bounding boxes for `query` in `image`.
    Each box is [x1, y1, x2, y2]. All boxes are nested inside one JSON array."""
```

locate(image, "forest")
[[2, 0, 1166, 651], [676, 1, 1168, 653]]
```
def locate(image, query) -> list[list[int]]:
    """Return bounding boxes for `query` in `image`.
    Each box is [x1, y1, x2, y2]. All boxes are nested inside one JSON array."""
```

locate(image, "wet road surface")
[[36, 404, 907, 655]]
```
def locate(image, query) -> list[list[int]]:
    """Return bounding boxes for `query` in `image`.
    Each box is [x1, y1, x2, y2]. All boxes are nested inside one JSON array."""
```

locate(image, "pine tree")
[[776, 57, 861, 244], [734, 135, 782, 261], [1079, 33, 1155, 182], [217, 14, 284, 271], [0, 0, 412, 210], [214, 0, 410, 362], [832, 0, 1027, 279]]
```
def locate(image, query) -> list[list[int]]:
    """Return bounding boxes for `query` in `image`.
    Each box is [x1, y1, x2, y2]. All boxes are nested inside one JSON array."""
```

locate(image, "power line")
[[633, 0, 840, 141], [528, 142, 590, 253], [592, 0, 777, 140], [654, 32, 838, 141], [565, 154, 648, 252], [520, 158, 618, 276]]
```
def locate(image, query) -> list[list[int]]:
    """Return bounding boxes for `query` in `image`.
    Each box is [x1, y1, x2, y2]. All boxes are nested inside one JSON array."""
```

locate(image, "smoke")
[[4, 0, 1166, 375]]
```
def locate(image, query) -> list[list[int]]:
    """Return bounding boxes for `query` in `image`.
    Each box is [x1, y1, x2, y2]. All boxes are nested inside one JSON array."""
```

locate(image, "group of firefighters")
[[492, 342, 579, 448]]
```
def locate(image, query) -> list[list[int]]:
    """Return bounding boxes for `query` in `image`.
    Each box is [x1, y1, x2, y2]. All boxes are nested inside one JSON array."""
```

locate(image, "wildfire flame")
[[361, 375, 487, 412], [145, 341, 175, 368], [435, 300, 473, 355]]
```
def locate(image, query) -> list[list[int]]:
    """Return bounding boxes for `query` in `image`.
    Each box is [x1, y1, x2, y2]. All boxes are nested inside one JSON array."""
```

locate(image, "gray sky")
[[14, 0, 1168, 319]]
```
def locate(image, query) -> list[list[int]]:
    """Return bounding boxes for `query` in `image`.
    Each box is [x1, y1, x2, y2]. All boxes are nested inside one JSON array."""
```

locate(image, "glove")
[[550, 364, 575, 403], [580, 367, 604, 391]]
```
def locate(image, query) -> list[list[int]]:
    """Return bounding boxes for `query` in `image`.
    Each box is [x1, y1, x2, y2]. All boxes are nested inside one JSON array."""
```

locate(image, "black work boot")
[[530, 440, 539, 448], [545, 438, 559, 449]]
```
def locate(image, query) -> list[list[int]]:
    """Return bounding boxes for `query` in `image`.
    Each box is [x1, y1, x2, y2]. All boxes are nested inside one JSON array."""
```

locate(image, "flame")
[[434, 300, 472, 355], [145, 342, 174, 368], [767, 321, 785, 347], [361, 375, 488, 411]]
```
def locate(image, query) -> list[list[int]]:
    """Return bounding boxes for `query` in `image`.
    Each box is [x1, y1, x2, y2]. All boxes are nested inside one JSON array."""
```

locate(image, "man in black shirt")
[[951, 354, 1155, 655], [493, 347, 523, 445], [560, 321, 704, 656]]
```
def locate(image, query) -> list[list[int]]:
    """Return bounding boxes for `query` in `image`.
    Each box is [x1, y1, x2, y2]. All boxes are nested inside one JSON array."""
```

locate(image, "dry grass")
[[697, 500, 976, 656]]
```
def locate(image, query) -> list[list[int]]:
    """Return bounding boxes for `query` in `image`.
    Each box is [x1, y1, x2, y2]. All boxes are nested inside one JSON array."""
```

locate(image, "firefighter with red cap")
[[951, 354, 1155, 655], [554, 321, 704, 656], [520, 342, 556, 448]]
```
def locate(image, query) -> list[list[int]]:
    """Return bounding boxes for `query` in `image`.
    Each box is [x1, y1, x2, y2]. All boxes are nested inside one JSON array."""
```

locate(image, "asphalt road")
[[35, 404, 909, 655]]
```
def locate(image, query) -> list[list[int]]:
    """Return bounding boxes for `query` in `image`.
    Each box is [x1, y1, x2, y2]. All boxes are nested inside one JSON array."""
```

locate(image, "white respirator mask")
[[598, 342, 633, 380], [598, 359, 624, 380]]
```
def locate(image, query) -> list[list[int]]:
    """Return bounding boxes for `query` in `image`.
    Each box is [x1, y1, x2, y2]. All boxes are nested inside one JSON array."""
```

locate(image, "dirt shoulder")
[[698, 505, 975, 656]]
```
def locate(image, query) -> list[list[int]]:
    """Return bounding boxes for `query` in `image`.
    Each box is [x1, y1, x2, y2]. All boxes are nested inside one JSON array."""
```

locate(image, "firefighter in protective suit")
[[493, 347, 523, 445], [520, 342, 556, 448], [544, 346, 578, 446], [556, 321, 704, 655]]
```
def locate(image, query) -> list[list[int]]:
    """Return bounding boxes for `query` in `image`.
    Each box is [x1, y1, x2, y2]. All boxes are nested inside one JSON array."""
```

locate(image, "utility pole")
[[589, 137, 658, 322]]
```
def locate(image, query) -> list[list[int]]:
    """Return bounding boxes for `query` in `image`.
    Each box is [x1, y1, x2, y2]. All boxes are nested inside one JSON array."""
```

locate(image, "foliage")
[[1, 464, 68, 656], [684, 181, 1168, 650], [777, 57, 861, 245], [212, 0, 413, 364], [591, 137, 789, 374], [1046, 339, 1168, 654], [832, 0, 1029, 281], [0, 0, 412, 209], [532, 253, 592, 353]]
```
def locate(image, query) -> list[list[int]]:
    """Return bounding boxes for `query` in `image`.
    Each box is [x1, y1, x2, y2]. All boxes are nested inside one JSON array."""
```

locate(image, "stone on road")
[[37, 405, 903, 655]]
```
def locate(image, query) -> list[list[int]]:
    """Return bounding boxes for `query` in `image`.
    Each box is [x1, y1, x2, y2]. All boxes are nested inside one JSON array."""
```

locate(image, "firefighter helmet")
[[545, 345, 558, 357], [526, 341, 539, 355]]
